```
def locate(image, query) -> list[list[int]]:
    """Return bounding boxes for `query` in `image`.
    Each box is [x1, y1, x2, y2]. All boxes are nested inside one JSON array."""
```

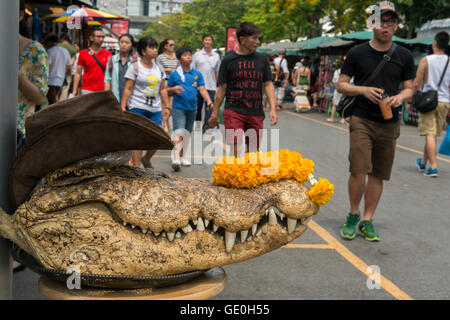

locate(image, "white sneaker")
[[171, 159, 181, 171], [181, 158, 191, 167]]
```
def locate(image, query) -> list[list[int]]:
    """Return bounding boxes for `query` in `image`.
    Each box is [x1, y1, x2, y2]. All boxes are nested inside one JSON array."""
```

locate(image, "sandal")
[[141, 157, 153, 169], [13, 263, 26, 273]]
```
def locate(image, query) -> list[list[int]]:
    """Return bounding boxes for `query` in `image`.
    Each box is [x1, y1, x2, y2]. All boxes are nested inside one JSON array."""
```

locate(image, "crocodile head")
[[0, 165, 319, 277]]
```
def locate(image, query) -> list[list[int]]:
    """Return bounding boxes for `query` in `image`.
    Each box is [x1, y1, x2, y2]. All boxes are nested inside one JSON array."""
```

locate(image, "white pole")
[[0, 0, 19, 300]]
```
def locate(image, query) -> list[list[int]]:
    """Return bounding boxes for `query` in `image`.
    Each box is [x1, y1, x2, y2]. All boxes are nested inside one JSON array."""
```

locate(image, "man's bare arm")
[[336, 74, 384, 105], [413, 57, 427, 92]]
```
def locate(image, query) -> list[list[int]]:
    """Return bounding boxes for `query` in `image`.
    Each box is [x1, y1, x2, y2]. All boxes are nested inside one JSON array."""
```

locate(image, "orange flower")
[[212, 149, 315, 189]]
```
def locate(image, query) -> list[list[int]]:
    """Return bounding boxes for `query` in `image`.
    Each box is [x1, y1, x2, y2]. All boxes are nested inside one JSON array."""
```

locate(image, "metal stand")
[[0, 1, 18, 300]]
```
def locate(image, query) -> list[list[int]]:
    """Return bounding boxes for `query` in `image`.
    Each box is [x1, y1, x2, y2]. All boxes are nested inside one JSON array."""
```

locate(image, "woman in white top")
[[121, 36, 170, 169], [156, 39, 179, 132]]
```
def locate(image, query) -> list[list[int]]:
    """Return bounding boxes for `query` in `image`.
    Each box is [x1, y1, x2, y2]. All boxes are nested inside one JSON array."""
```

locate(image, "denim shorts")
[[127, 108, 162, 126], [172, 107, 197, 133]]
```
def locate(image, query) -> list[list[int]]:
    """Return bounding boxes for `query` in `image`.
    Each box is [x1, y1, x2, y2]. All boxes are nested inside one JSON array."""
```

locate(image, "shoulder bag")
[[412, 56, 449, 113], [336, 43, 397, 118], [88, 48, 106, 74]]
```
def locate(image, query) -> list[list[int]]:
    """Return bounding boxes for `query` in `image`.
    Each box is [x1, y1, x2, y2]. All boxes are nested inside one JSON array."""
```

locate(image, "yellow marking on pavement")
[[285, 110, 450, 164], [308, 220, 414, 300], [283, 244, 335, 249]]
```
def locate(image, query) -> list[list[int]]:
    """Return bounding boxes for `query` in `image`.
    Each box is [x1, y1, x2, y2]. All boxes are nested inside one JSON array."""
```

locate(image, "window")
[[156, 5, 159, 11], [142, 0, 149, 16]]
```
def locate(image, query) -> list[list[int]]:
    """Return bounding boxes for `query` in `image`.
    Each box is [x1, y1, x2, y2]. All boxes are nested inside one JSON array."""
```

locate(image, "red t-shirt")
[[77, 48, 112, 92]]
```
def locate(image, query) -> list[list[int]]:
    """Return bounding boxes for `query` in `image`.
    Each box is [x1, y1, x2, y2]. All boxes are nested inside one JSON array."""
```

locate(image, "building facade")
[[95, 0, 193, 36]]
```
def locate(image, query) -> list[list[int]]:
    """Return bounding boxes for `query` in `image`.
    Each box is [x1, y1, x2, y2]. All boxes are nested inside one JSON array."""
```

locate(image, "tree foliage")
[[140, 0, 448, 47]]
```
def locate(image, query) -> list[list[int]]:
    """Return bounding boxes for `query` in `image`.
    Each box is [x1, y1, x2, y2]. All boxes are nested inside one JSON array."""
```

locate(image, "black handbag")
[[412, 56, 449, 113], [337, 43, 398, 118]]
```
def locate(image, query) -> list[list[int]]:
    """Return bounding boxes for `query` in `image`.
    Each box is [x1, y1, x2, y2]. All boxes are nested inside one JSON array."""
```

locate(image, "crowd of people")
[[16, 0, 449, 251]]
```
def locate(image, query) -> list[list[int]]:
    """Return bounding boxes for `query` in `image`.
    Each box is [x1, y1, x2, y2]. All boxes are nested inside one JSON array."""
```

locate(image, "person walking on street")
[[18, 0, 48, 137], [327, 58, 345, 123], [157, 39, 179, 132], [72, 27, 111, 96], [121, 37, 170, 169], [310, 58, 320, 108], [192, 34, 221, 131], [104, 33, 138, 102], [264, 54, 279, 112], [336, 1, 415, 242], [413, 31, 450, 177], [274, 50, 289, 110], [208, 22, 278, 157], [167, 47, 214, 171], [44, 33, 72, 105], [58, 34, 77, 101]]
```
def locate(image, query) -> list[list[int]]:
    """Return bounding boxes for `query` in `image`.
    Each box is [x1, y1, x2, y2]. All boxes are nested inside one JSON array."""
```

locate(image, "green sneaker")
[[340, 213, 360, 240], [358, 220, 380, 242]]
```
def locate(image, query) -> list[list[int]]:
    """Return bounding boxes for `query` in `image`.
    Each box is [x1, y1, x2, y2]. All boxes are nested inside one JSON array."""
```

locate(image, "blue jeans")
[[196, 90, 215, 125], [127, 108, 162, 126], [172, 107, 197, 133]]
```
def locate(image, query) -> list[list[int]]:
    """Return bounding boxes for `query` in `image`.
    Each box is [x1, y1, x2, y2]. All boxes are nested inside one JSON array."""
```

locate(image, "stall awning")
[[295, 36, 338, 50], [317, 38, 354, 48], [339, 31, 408, 43]]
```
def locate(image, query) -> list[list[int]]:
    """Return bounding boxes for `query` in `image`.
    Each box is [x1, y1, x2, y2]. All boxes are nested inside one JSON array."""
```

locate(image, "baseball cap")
[[373, 1, 398, 19]]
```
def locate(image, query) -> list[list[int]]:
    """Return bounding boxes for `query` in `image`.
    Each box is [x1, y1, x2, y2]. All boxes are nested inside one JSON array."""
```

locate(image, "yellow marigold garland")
[[307, 178, 334, 206], [212, 150, 334, 206]]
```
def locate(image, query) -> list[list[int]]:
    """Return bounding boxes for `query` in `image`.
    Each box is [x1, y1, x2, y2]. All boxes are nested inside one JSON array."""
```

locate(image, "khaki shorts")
[[349, 116, 400, 181], [418, 101, 450, 136]]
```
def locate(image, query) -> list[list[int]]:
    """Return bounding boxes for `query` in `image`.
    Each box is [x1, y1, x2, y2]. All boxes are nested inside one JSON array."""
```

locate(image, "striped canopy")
[[49, 6, 125, 24]]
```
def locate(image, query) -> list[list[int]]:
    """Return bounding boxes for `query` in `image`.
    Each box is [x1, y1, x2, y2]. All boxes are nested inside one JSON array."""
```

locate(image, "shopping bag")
[[438, 128, 450, 156]]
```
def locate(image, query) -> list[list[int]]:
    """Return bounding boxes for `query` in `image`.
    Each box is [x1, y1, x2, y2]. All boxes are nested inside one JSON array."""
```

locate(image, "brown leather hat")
[[9, 90, 173, 209]]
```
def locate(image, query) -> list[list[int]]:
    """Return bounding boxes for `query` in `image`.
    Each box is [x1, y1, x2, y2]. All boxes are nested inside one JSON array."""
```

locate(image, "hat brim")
[[9, 93, 174, 209], [380, 9, 398, 19]]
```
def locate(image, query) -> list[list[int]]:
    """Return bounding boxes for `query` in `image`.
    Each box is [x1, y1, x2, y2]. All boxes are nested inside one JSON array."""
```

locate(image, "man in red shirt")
[[72, 27, 111, 96]]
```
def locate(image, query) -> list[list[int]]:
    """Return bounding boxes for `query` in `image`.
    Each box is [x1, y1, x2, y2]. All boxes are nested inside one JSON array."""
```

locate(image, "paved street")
[[12, 103, 450, 300]]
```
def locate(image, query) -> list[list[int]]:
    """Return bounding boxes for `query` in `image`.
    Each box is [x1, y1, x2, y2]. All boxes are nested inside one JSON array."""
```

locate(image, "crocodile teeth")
[[251, 223, 258, 236], [213, 224, 219, 232], [197, 217, 205, 231], [240, 230, 248, 243], [154, 232, 160, 236], [256, 230, 262, 237], [131, 224, 136, 229], [192, 219, 197, 226], [287, 218, 297, 234], [175, 231, 181, 239], [204, 218, 210, 228], [225, 231, 236, 253], [301, 217, 312, 225], [142, 229, 147, 234], [123, 222, 127, 226], [247, 236, 253, 242], [182, 225, 193, 233], [167, 232, 175, 241], [268, 208, 277, 225], [261, 224, 268, 234], [278, 212, 285, 220], [161, 232, 166, 238]]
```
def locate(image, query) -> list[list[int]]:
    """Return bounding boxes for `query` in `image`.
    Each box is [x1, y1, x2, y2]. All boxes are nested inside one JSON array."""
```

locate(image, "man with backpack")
[[72, 27, 111, 96], [274, 50, 289, 110], [413, 31, 450, 177]]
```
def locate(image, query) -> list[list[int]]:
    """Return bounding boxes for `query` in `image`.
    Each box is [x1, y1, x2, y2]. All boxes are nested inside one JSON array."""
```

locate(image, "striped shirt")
[[156, 54, 179, 76]]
